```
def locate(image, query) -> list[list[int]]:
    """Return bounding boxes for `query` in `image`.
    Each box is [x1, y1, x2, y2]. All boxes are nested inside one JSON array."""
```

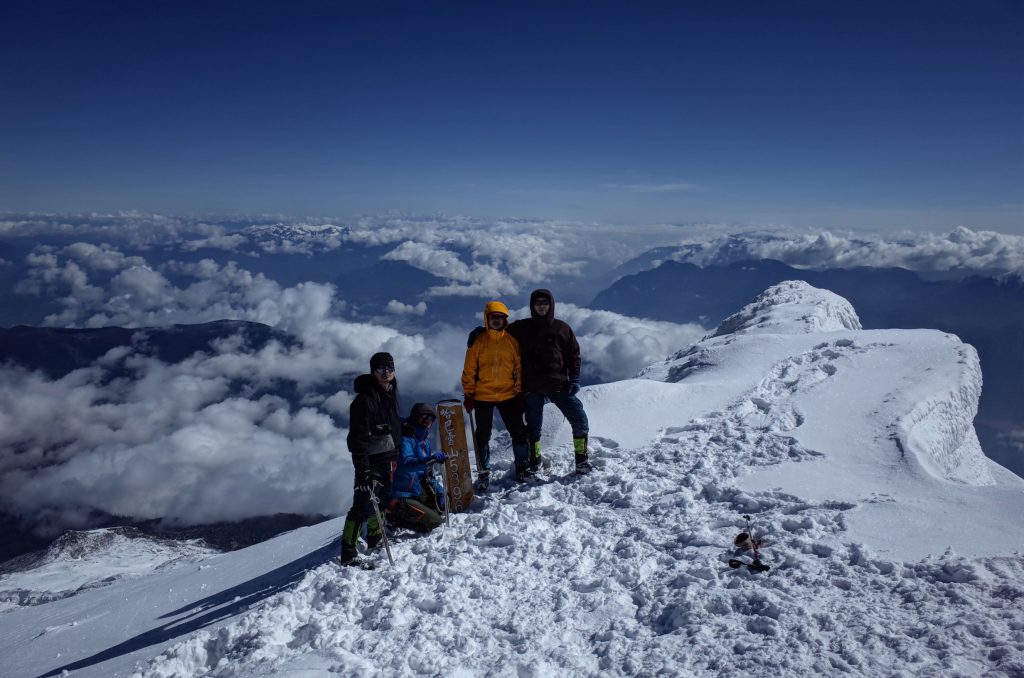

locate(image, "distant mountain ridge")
[[0, 320, 293, 379]]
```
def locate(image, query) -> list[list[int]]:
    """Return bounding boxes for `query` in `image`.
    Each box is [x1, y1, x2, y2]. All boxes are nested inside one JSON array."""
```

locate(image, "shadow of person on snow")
[[37, 540, 338, 678]]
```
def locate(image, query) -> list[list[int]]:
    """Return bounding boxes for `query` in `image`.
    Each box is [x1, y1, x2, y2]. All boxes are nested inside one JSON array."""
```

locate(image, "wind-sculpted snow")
[[4, 282, 1023, 678], [713, 280, 862, 337], [894, 340, 994, 486]]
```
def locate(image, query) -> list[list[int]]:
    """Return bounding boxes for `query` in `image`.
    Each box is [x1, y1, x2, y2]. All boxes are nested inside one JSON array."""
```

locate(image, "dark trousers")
[[342, 455, 395, 551], [472, 398, 528, 471], [524, 389, 589, 444]]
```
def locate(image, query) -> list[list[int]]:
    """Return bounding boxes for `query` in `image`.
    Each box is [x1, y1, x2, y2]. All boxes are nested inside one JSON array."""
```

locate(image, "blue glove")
[[430, 452, 447, 464], [568, 381, 581, 397]]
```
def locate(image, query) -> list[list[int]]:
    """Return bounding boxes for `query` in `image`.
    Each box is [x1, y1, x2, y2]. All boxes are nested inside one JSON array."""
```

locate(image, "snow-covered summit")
[[242, 223, 349, 253], [2, 281, 1023, 678], [244, 222, 349, 241], [713, 279, 862, 337]]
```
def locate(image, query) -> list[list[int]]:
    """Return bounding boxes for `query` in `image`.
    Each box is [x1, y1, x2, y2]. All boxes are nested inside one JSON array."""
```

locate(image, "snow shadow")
[[36, 540, 337, 678]]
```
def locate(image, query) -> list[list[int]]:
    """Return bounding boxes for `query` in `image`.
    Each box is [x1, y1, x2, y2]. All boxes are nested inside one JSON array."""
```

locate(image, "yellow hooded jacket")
[[461, 301, 521, 402]]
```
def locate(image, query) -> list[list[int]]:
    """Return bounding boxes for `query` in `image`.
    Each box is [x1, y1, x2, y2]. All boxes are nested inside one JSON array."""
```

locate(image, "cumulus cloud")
[[0, 213, 237, 248], [345, 216, 655, 296], [510, 303, 706, 382], [386, 300, 427, 315], [0, 358, 347, 534], [667, 227, 1024, 275]]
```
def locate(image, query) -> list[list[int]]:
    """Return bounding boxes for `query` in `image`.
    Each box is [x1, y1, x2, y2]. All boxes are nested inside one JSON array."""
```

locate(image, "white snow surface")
[[712, 279, 863, 337], [0, 528, 216, 612], [2, 281, 1023, 677]]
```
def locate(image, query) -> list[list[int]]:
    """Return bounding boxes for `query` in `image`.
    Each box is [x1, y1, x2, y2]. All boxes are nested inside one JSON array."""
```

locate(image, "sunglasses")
[[374, 366, 395, 375]]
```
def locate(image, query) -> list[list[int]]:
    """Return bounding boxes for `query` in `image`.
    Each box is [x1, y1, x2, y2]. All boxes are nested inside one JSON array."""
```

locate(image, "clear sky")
[[1, 0, 1022, 232]]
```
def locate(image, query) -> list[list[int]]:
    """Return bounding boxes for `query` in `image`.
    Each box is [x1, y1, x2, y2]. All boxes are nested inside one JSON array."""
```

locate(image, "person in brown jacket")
[[461, 301, 530, 489]]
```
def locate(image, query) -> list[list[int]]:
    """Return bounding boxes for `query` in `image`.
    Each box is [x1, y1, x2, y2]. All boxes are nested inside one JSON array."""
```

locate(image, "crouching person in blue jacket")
[[390, 403, 446, 533]]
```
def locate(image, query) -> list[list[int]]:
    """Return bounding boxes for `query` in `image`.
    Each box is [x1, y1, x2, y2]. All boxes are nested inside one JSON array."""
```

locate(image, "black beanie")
[[370, 352, 395, 371], [409, 403, 436, 420]]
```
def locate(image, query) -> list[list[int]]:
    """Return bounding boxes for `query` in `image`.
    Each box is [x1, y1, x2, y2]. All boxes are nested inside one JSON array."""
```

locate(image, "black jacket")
[[347, 373, 402, 468], [507, 289, 582, 393]]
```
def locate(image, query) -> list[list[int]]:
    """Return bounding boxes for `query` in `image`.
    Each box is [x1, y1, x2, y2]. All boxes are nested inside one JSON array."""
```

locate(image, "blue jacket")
[[392, 423, 444, 507]]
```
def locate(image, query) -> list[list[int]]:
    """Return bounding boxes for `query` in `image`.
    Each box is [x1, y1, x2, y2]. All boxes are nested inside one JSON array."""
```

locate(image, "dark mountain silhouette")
[[592, 260, 1024, 477], [0, 320, 295, 379]]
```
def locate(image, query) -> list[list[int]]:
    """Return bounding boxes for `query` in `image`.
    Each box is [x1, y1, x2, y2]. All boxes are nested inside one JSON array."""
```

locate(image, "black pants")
[[473, 398, 528, 471], [342, 455, 395, 551]]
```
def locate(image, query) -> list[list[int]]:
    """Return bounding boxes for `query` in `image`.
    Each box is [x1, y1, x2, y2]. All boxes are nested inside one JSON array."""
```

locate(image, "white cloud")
[[386, 299, 427, 315], [669, 227, 1024, 274], [511, 302, 707, 382], [0, 213, 233, 247], [0, 359, 347, 530]]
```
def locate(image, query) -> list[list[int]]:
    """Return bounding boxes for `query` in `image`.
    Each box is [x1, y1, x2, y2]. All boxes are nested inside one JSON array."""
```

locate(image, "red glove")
[[463, 396, 474, 412]]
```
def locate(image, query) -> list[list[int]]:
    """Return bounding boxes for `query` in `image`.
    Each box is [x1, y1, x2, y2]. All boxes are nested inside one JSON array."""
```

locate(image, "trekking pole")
[[369, 480, 394, 565], [468, 409, 484, 475], [438, 457, 451, 528]]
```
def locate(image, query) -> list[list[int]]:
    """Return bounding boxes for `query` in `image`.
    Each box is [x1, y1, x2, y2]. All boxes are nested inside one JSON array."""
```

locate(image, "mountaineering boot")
[[366, 515, 383, 550], [573, 435, 593, 475], [529, 440, 543, 472], [474, 469, 491, 493], [339, 519, 374, 569], [512, 442, 532, 479]]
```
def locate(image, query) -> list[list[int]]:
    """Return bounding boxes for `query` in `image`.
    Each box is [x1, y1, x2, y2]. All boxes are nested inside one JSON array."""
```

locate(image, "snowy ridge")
[[894, 339, 994, 486], [0, 528, 215, 612], [242, 223, 349, 253], [713, 280, 862, 337], [3, 281, 1023, 677], [244, 223, 350, 241]]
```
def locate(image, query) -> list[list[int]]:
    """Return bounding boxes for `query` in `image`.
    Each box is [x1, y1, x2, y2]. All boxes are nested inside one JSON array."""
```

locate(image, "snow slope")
[[2, 281, 1023, 677]]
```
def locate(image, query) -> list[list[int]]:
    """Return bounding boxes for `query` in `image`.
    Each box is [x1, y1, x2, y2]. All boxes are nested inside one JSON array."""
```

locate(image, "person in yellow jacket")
[[462, 301, 531, 489]]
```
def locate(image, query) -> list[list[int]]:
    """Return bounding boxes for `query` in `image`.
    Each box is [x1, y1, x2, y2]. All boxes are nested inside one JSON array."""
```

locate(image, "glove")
[[430, 452, 447, 464], [463, 396, 474, 412], [354, 464, 373, 490], [568, 380, 581, 397]]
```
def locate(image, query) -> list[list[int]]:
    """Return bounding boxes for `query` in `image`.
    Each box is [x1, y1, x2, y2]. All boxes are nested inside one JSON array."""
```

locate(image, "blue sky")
[[1, 0, 1022, 232]]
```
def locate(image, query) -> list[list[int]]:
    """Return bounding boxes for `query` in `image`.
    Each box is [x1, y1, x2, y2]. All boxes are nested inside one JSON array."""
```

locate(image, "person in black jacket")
[[339, 351, 402, 568], [467, 289, 592, 475]]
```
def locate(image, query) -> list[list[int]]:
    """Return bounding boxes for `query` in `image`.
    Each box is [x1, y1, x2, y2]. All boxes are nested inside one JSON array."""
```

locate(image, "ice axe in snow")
[[728, 514, 770, 573], [370, 480, 395, 566]]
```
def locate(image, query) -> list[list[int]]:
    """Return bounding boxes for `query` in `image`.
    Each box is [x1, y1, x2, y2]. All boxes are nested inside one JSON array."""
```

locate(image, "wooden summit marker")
[[436, 399, 475, 511]]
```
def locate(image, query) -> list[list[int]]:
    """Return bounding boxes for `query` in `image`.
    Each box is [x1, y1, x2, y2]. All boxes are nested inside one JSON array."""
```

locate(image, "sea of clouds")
[[1, 213, 1021, 537]]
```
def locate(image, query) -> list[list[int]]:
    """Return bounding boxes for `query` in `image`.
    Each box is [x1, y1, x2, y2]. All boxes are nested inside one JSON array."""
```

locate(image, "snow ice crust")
[[2, 281, 1023, 677]]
